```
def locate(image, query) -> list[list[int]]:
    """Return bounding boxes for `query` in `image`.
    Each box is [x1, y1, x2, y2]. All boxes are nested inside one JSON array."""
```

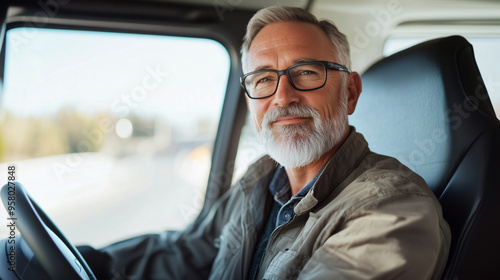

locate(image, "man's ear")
[[346, 72, 362, 115]]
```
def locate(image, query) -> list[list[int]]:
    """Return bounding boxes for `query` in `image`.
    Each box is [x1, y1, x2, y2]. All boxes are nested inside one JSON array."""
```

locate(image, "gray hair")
[[241, 6, 351, 71]]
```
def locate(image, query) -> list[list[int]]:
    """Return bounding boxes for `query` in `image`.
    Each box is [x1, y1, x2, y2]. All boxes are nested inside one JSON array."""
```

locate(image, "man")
[[87, 6, 451, 280]]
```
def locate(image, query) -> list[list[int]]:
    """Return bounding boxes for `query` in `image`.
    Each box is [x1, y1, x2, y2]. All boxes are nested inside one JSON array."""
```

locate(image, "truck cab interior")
[[0, 0, 499, 279]]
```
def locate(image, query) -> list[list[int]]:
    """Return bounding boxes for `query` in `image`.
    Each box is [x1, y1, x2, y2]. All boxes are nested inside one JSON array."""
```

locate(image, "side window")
[[384, 35, 500, 117], [0, 28, 230, 248]]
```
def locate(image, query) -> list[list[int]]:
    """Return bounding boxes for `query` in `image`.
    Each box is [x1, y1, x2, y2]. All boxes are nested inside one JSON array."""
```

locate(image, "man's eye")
[[254, 76, 274, 86], [299, 70, 317, 75]]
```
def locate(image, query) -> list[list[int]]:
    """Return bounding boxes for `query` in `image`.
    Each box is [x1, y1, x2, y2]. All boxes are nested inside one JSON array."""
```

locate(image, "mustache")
[[261, 104, 319, 128]]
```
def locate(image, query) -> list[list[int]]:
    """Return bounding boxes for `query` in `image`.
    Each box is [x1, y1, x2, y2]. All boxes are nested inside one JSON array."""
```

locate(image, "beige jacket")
[[104, 129, 451, 280]]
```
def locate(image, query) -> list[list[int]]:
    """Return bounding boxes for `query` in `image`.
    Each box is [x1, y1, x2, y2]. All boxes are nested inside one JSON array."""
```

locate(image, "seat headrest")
[[350, 35, 497, 196]]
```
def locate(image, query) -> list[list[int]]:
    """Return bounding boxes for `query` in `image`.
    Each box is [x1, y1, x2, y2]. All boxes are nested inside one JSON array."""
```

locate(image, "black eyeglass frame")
[[240, 61, 351, 99]]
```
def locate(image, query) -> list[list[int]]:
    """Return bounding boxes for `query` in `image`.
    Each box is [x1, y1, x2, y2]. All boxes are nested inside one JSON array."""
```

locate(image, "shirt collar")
[[269, 163, 326, 205], [268, 166, 291, 205]]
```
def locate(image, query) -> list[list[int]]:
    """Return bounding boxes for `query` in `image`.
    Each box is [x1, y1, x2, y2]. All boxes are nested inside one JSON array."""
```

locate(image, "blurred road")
[[0, 151, 207, 248]]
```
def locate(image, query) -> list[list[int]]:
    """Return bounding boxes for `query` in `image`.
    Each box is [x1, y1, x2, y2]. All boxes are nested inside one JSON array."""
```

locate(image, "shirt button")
[[284, 212, 291, 220]]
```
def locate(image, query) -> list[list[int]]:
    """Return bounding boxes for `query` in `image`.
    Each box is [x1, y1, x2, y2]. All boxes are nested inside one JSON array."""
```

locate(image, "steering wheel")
[[1, 182, 96, 280]]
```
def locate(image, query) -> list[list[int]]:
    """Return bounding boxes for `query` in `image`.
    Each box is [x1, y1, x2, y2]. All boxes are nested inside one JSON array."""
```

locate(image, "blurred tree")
[[0, 108, 107, 162], [56, 108, 104, 153]]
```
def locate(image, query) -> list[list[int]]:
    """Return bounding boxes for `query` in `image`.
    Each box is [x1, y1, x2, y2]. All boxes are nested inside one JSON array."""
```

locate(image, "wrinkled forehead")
[[244, 22, 337, 72]]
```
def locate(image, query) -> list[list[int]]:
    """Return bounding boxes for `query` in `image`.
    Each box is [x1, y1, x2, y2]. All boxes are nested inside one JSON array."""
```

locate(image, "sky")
[[2, 28, 230, 128]]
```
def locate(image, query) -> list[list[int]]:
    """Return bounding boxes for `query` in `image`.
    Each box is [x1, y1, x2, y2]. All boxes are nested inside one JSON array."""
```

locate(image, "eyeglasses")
[[240, 61, 351, 99]]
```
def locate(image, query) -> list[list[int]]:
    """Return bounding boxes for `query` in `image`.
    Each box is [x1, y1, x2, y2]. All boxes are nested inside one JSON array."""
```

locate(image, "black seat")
[[350, 35, 500, 280]]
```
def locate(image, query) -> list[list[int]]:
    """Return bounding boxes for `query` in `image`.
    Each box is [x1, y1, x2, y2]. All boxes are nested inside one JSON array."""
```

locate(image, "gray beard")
[[256, 94, 348, 168]]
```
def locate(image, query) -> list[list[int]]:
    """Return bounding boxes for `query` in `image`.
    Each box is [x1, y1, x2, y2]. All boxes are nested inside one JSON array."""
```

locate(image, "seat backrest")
[[350, 35, 500, 280]]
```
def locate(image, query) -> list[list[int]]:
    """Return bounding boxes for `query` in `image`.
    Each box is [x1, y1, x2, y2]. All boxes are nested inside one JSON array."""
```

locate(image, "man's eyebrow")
[[294, 58, 319, 64], [254, 65, 273, 71], [252, 58, 320, 71]]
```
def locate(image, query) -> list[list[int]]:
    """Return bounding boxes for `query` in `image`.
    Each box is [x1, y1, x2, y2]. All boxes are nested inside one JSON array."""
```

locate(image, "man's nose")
[[272, 75, 300, 107]]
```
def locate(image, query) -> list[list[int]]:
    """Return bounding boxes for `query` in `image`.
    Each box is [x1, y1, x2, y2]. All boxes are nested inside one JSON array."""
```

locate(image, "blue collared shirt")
[[248, 165, 324, 280], [270, 166, 321, 226]]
